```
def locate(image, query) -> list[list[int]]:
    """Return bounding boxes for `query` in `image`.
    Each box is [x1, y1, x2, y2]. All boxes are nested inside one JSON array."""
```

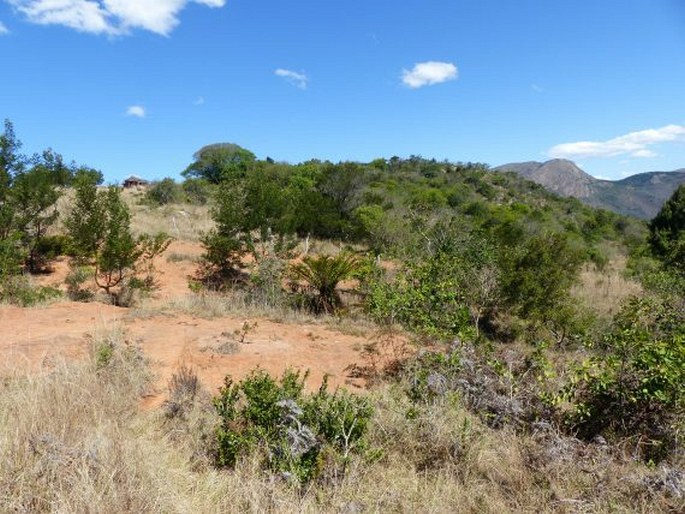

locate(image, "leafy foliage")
[[499, 232, 586, 343], [0, 121, 77, 273], [561, 297, 685, 460], [213, 369, 373, 484], [183, 143, 256, 184], [649, 184, 685, 274], [65, 168, 105, 259], [364, 227, 500, 341], [137, 232, 173, 289], [94, 187, 141, 298], [201, 178, 249, 280], [290, 252, 361, 314], [144, 177, 183, 205]]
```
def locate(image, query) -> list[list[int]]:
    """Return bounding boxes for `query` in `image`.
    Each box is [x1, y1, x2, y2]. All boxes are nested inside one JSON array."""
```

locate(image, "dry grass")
[[572, 255, 642, 319], [0, 326, 155, 512], [126, 199, 213, 242], [131, 289, 316, 325], [6, 192, 680, 513], [52, 187, 213, 242], [1, 326, 678, 513]]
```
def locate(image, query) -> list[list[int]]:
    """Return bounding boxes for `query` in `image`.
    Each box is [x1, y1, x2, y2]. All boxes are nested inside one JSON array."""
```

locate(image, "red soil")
[[0, 242, 384, 408]]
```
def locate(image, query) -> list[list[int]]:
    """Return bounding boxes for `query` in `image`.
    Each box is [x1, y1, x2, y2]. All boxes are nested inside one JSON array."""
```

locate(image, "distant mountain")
[[494, 159, 685, 219]]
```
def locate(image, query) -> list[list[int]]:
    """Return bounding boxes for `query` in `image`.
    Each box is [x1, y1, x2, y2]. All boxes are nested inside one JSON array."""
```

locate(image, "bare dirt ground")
[[0, 241, 384, 408]]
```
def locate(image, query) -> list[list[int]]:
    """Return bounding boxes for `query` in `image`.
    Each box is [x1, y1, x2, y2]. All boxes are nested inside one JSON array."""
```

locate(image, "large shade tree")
[[182, 143, 256, 184]]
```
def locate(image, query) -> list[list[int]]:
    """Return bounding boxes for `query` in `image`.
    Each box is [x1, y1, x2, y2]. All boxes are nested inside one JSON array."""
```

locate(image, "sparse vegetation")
[[1, 126, 683, 511]]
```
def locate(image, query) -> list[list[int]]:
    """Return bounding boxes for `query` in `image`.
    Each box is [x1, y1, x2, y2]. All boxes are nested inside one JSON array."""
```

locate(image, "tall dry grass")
[[123, 189, 214, 242], [52, 187, 214, 242], [572, 255, 642, 319], [1, 324, 676, 513]]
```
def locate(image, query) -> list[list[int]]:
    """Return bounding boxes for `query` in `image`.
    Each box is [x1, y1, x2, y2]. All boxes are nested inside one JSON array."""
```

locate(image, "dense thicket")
[[184, 143, 643, 339]]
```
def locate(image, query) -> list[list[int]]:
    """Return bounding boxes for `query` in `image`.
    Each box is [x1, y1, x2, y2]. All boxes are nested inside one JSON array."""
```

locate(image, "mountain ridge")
[[494, 159, 685, 219]]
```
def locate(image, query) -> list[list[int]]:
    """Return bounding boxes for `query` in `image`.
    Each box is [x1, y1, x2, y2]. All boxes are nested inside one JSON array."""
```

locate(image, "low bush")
[[144, 178, 183, 206], [213, 368, 373, 484], [0, 275, 62, 306], [289, 252, 361, 314], [65, 263, 93, 301], [559, 296, 685, 461]]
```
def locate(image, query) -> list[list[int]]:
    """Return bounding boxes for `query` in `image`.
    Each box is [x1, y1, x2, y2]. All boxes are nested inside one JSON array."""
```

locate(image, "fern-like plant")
[[290, 252, 360, 314]]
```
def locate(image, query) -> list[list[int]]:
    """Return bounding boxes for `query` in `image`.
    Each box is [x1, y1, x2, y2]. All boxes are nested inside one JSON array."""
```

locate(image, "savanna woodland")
[[1, 121, 684, 512]]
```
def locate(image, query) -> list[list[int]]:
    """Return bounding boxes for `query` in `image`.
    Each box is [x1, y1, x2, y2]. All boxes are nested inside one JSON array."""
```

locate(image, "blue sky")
[[1, 0, 684, 182]]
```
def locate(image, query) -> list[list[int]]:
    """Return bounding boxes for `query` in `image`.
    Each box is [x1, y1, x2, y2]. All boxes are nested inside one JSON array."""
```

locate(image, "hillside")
[[1, 126, 683, 512], [495, 159, 685, 219]]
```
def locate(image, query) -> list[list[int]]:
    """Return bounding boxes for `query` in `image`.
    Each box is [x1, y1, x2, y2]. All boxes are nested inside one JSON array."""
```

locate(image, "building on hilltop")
[[122, 175, 150, 189]]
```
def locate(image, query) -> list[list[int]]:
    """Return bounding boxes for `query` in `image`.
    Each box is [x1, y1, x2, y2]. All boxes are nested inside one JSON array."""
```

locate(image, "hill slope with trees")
[[1, 126, 683, 511]]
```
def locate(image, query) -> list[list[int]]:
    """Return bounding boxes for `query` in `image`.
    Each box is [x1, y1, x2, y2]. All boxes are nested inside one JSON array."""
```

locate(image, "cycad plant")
[[290, 252, 360, 314]]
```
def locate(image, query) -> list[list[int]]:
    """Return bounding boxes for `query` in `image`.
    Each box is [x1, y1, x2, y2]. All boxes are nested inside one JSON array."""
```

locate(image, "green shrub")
[[0, 275, 62, 306], [137, 232, 173, 289], [94, 187, 141, 300], [561, 297, 685, 461], [33, 234, 72, 261], [182, 178, 213, 205], [649, 184, 685, 273], [144, 178, 183, 205], [65, 167, 104, 259], [364, 250, 473, 341], [289, 252, 361, 314], [213, 369, 373, 484], [65, 263, 94, 301]]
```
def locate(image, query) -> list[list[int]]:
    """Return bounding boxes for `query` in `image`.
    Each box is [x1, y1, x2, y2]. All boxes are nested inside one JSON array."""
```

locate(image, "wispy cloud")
[[531, 83, 544, 93], [7, 0, 226, 36], [275, 68, 308, 89], [0, 21, 9, 34], [549, 124, 685, 159], [402, 61, 458, 89], [193, 96, 205, 106], [126, 105, 146, 118]]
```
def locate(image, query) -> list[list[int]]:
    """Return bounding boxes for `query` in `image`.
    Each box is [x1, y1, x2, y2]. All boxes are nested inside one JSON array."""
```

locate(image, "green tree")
[[181, 177, 212, 205], [500, 233, 582, 319], [0, 122, 72, 272], [11, 150, 74, 271], [499, 232, 584, 342], [319, 161, 367, 217], [649, 184, 685, 273], [94, 187, 141, 299], [0, 119, 24, 239], [182, 143, 256, 184], [201, 177, 249, 278], [66, 168, 105, 259]]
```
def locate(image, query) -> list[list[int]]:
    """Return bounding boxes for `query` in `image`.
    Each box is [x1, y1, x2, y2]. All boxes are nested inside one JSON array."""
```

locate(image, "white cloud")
[[631, 149, 657, 158], [193, 96, 205, 105], [275, 68, 308, 90], [401, 61, 458, 89], [7, 0, 226, 36], [549, 124, 685, 159], [126, 105, 146, 118], [0, 21, 9, 34]]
